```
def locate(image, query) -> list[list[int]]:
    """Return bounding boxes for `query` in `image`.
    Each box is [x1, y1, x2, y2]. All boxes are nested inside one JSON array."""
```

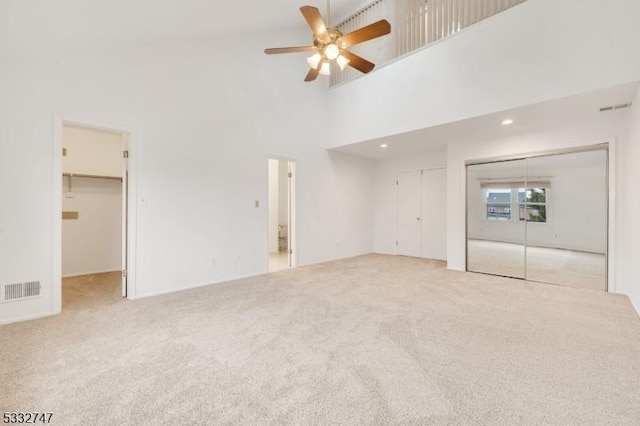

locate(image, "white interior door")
[[287, 161, 296, 268], [421, 168, 447, 260], [397, 171, 422, 257], [121, 135, 128, 297], [267, 159, 279, 255]]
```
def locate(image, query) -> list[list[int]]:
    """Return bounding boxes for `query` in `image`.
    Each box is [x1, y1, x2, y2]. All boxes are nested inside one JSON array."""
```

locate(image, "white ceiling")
[[331, 82, 639, 161], [0, 0, 368, 58]]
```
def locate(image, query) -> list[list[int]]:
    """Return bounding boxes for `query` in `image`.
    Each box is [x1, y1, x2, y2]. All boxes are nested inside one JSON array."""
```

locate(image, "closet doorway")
[[396, 168, 447, 260], [267, 158, 296, 272], [466, 146, 608, 291], [59, 123, 130, 308]]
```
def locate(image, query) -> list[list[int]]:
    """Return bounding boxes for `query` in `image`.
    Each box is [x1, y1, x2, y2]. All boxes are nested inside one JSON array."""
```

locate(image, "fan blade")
[[341, 50, 376, 74], [264, 46, 316, 55], [304, 67, 320, 82], [341, 20, 391, 47], [300, 6, 330, 43]]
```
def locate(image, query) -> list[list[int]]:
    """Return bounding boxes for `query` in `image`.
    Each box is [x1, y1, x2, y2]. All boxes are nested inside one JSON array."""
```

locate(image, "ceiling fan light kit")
[[319, 61, 332, 76], [324, 43, 340, 60], [336, 54, 350, 70], [307, 52, 322, 69], [264, 2, 391, 82]]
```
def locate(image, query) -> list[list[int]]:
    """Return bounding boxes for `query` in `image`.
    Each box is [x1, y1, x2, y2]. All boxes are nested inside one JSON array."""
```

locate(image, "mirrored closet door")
[[467, 159, 526, 279], [466, 147, 608, 291]]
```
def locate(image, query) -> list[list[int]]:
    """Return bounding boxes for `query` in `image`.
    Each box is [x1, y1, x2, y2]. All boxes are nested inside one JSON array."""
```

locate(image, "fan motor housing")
[[314, 28, 344, 49]]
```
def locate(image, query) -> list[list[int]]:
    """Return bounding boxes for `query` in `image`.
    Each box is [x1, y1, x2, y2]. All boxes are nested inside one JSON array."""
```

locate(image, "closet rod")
[[63, 173, 122, 182]]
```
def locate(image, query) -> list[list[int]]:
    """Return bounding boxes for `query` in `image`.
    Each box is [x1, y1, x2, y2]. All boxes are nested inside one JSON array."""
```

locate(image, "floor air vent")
[[2, 281, 41, 303]]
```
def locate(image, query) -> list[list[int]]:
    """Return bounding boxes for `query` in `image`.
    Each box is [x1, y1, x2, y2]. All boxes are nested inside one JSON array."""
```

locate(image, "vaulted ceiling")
[[0, 0, 368, 58]]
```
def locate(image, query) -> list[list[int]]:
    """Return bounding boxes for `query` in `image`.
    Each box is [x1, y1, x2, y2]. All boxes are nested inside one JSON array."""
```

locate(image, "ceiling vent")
[[599, 103, 632, 112], [1, 281, 41, 303]]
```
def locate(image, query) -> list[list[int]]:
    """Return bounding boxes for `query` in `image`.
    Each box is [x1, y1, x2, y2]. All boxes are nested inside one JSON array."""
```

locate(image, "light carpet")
[[1, 254, 639, 425]]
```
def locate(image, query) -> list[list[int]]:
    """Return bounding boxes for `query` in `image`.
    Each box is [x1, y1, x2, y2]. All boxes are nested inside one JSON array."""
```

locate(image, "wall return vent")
[[599, 103, 632, 112], [1, 281, 41, 303]]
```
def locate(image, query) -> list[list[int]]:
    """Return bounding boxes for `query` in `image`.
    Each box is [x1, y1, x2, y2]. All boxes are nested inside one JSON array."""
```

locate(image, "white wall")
[[374, 150, 447, 254], [328, 0, 640, 147], [297, 150, 375, 264], [617, 89, 640, 314], [0, 30, 376, 324], [62, 177, 122, 276]]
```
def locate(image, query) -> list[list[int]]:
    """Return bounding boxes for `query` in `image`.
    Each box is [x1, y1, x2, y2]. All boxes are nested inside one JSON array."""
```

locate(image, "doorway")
[[268, 158, 296, 272], [58, 123, 130, 309]]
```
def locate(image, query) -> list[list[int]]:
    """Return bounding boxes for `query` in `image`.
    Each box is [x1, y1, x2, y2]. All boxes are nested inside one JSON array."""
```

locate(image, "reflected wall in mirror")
[[525, 150, 607, 291], [466, 147, 608, 291], [466, 159, 526, 279]]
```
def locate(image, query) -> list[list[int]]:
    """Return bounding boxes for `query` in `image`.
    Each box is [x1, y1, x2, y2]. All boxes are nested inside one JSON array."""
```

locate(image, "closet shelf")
[[63, 173, 122, 181]]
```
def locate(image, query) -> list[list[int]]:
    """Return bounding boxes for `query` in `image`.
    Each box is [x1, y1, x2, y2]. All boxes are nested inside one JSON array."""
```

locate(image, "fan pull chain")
[[327, 0, 331, 27]]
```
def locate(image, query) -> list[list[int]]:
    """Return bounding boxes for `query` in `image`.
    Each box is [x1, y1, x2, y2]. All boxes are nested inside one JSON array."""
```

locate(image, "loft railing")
[[330, 0, 527, 86]]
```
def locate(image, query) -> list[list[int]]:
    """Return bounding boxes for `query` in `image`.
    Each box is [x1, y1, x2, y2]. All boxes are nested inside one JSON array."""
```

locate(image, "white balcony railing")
[[331, 0, 526, 86]]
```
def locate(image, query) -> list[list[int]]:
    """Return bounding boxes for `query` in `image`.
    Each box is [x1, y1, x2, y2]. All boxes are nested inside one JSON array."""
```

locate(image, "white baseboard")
[[62, 269, 121, 278], [447, 265, 465, 272], [130, 272, 265, 300], [0, 310, 55, 325], [298, 251, 374, 268]]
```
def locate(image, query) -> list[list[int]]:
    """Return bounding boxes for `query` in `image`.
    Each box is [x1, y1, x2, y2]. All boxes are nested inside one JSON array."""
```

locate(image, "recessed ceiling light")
[[380, 144, 388, 148], [502, 119, 514, 126]]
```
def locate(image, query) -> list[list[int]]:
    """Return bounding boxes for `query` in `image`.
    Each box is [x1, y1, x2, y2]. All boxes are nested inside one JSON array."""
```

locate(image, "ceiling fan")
[[264, 3, 391, 82]]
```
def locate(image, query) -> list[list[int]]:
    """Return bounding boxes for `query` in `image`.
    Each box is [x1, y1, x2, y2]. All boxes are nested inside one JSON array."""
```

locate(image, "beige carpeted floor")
[[1, 254, 639, 425]]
